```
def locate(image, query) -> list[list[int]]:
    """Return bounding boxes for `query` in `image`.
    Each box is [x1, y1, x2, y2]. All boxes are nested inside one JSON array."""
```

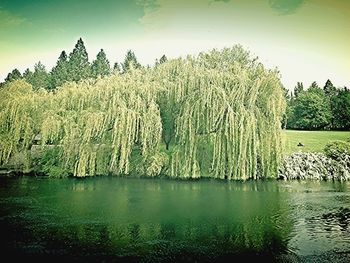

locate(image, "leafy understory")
[[0, 46, 286, 179]]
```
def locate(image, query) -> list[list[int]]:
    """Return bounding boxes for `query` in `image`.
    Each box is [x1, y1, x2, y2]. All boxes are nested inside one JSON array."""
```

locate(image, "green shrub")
[[324, 140, 350, 159]]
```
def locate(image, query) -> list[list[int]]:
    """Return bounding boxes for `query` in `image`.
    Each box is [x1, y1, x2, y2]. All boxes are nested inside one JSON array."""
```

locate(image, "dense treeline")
[[2, 38, 348, 132], [0, 45, 285, 179], [0, 38, 167, 90], [286, 80, 350, 130]]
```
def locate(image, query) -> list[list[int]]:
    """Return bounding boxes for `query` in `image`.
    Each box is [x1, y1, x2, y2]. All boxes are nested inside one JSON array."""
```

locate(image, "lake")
[[0, 177, 349, 262]]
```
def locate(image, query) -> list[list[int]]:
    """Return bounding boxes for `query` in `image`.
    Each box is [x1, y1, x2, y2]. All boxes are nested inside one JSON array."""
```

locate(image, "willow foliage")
[[154, 46, 285, 179], [0, 46, 285, 179]]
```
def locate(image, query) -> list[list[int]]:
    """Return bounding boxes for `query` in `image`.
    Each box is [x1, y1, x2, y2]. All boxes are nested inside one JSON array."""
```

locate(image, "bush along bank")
[[279, 152, 350, 181]]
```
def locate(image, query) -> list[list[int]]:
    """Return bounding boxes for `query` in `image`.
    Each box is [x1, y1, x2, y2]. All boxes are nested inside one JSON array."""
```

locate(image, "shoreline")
[[1, 149, 349, 181]]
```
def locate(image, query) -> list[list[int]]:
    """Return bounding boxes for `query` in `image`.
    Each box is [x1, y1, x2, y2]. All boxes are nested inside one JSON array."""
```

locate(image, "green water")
[[0, 177, 349, 262]]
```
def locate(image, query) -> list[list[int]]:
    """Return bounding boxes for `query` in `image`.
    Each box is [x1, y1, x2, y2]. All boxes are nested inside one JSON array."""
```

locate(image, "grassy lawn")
[[282, 130, 350, 155]]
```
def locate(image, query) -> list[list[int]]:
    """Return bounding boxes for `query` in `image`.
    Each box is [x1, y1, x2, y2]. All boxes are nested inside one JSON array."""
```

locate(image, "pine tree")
[[293, 82, 303, 98], [122, 50, 141, 73], [155, 55, 167, 68], [68, 38, 91, 82], [27, 62, 50, 89], [23, 68, 33, 86], [113, 62, 121, 73], [323, 79, 336, 97], [91, 49, 111, 78], [159, 55, 167, 64], [23, 68, 33, 80], [51, 51, 69, 89], [331, 88, 350, 129], [310, 81, 320, 90], [5, 69, 22, 83]]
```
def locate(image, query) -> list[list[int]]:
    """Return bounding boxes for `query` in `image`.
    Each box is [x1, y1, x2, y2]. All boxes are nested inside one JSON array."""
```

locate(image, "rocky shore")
[[279, 152, 350, 181]]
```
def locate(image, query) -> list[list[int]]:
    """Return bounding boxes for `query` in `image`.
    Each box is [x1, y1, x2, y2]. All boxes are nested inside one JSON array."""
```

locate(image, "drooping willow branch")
[[0, 45, 285, 179]]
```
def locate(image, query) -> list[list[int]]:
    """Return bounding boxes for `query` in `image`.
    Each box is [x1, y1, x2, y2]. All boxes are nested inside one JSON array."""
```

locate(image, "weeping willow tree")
[[0, 45, 285, 179], [0, 81, 46, 171], [154, 46, 286, 179], [0, 72, 163, 177]]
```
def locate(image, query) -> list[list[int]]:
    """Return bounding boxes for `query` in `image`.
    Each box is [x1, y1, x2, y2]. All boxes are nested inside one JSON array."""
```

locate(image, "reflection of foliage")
[[0, 177, 293, 259], [269, 0, 304, 14], [0, 46, 285, 179], [9, 218, 291, 261]]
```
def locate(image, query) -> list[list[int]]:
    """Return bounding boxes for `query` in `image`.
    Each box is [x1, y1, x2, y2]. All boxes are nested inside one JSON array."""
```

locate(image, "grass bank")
[[283, 130, 350, 155]]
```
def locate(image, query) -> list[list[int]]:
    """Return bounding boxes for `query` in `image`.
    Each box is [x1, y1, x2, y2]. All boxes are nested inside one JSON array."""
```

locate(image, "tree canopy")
[[91, 49, 111, 78], [287, 88, 331, 129], [331, 88, 350, 130], [25, 62, 51, 90], [122, 50, 141, 72], [1, 38, 347, 132], [0, 46, 286, 180], [323, 79, 336, 97], [5, 69, 22, 83], [51, 51, 69, 89], [68, 38, 91, 82], [287, 80, 350, 130]]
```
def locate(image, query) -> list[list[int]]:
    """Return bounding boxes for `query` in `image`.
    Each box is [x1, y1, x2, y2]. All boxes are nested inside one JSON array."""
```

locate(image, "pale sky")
[[0, 0, 349, 90]]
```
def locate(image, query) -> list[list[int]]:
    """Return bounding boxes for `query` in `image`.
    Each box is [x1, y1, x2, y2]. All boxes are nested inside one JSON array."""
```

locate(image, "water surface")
[[0, 177, 349, 262]]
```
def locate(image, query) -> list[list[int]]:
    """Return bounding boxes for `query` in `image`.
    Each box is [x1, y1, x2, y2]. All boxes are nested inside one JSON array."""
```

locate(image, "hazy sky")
[[0, 0, 349, 90]]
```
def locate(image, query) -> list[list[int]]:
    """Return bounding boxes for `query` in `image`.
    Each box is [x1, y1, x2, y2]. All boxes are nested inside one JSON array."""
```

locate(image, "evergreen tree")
[[309, 81, 320, 90], [51, 51, 69, 89], [113, 62, 121, 73], [122, 50, 141, 72], [5, 69, 22, 83], [68, 38, 91, 82], [293, 82, 303, 98], [331, 88, 350, 130], [91, 49, 111, 78], [27, 62, 50, 89], [155, 55, 167, 68], [322, 79, 337, 128], [159, 54, 167, 64], [323, 79, 336, 97], [23, 68, 33, 80]]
